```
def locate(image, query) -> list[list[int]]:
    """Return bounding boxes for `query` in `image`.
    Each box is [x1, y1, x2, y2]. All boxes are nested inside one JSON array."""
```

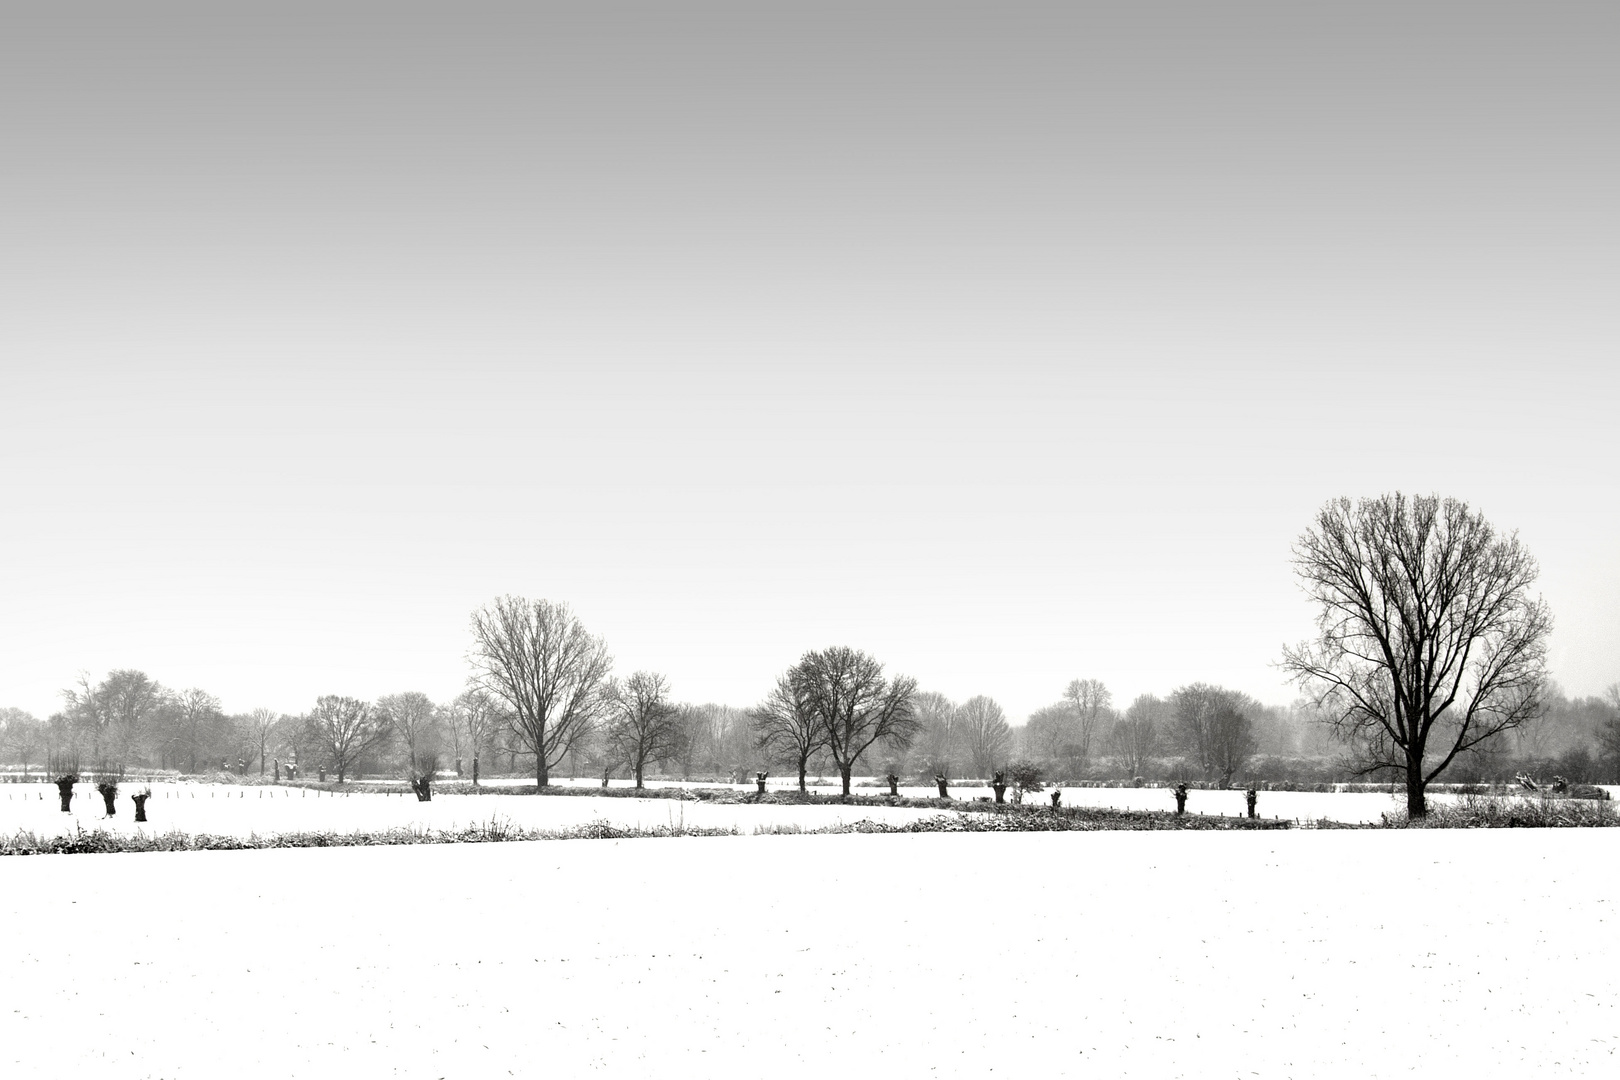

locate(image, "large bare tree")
[[0, 708, 44, 774], [603, 671, 680, 789], [304, 695, 391, 783], [957, 695, 1011, 778], [378, 691, 443, 777], [468, 596, 613, 788], [64, 670, 168, 771], [1169, 683, 1256, 788], [169, 687, 224, 773], [665, 704, 712, 781], [245, 707, 278, 775], [1024, 703, 1077, 765], [1282, 493, 1552, 817], [449, 686, 505, 782], [790, 647, 919, 796], [1062, 678, 1113, 767], [751, 671, 829, 792], [909, 691, 960, 778], [1108, 694, 1163, 778]]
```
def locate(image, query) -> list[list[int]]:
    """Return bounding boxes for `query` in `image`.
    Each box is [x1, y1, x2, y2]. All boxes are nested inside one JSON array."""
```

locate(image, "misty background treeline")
[[4, 660, 1619, 789]]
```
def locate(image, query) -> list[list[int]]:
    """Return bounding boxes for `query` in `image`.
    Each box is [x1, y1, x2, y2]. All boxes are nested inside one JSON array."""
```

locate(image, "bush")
[[1387, 793, 1619, 829], [1006, 761, 1044, 805]]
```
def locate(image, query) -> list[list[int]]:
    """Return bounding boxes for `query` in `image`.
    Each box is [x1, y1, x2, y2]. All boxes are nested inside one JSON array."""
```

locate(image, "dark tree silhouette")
[[604, 672, 680, 790], [304, 696, 390, 784], [469, 596, 612, 789], [750, 672, 828, 793], [1282, 493, 1552, 817], [790, 647, 919, 796], [1170, 684, 1257, 789]]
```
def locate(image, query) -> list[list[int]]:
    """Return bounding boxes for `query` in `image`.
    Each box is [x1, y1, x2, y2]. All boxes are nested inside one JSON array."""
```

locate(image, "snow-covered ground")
[[0, 782, 949, 838], [1, 828, 1616, 1078], [6, 780, 1614, 838]]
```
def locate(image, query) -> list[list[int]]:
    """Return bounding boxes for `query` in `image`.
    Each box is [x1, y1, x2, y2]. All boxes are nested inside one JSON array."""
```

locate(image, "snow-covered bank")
[[2, 829, 1615, 1078]]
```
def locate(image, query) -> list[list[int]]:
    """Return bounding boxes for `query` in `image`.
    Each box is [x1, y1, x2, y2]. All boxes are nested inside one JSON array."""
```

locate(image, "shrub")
[[1386, 793, 1619, 828], [1006, 760, 1044, 805]]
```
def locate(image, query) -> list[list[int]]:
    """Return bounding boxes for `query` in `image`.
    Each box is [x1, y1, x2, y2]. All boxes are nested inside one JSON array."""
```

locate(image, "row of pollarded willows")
[[262, 778, 977, 809], [12, 796, 1620, 857]]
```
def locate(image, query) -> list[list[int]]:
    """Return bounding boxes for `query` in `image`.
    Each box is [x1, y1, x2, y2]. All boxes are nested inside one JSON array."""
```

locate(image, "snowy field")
[[1, 828, 1616, 1078], [7, 780, 1616, 839], [0, 782, 951, 838]]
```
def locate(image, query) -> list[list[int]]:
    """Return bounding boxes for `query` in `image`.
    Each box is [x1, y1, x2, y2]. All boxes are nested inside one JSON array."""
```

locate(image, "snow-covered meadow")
[[0, 781, 951, 839], [14, 777, 1609, 840], [2, 827, 1616, 1078]]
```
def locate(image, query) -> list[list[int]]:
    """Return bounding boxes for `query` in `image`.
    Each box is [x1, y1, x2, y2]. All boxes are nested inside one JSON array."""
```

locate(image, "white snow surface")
[[2, 826, 1617, 1078], [6, 779, 1581, 837], [0, 783, 948, 839]]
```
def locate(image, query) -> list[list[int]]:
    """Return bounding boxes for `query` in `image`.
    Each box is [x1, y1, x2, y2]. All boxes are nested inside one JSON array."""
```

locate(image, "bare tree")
[[696, 703, 758, 780], [468, 596, 613, 789], [909, 691, 960, 778], [1282, 493, 1552, 817], [751, 672, 829, 792], [163, 686, 223, 774], [269, 711, 314, 775], [1062, 678, 1113, 767], [0, 708, 43, 774], [245, 707, 278, 775], [791, 647, 919, 796], [304, 695, 390, 783], [1169, 684, 1257, 788], [602, 672, 680, 789], [448, 687, 505, 782], [1108, 694, 1164, 777], [663, 704, 709, 781], [958, 695, 1011, 778], [378, 691, 443, 777], [1024, 703, 1077, 765], [64, 671, 168, 770]]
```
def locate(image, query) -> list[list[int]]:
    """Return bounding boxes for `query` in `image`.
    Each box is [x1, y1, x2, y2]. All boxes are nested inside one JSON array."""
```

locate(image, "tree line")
[[1, 492, 1615, 818], [3, 621, 1617, 796]]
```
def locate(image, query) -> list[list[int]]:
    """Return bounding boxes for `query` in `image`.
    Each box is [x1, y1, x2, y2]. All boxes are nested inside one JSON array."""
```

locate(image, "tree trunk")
[[1406, 757, 1427, 818], [634, 762, 644, 790], [133, 794, 149, 822], [536, 755, 549, 790], [797, 761, 808, 793], [840, 765, 852, 796]]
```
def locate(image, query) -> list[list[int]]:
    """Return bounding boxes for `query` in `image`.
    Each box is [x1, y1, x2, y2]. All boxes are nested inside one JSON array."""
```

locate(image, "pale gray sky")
[[3, 2, 1616, 724]]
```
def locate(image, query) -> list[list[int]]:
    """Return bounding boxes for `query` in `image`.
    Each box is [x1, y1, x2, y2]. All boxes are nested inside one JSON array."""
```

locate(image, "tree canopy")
[[1282, 493, 1552, 817]]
